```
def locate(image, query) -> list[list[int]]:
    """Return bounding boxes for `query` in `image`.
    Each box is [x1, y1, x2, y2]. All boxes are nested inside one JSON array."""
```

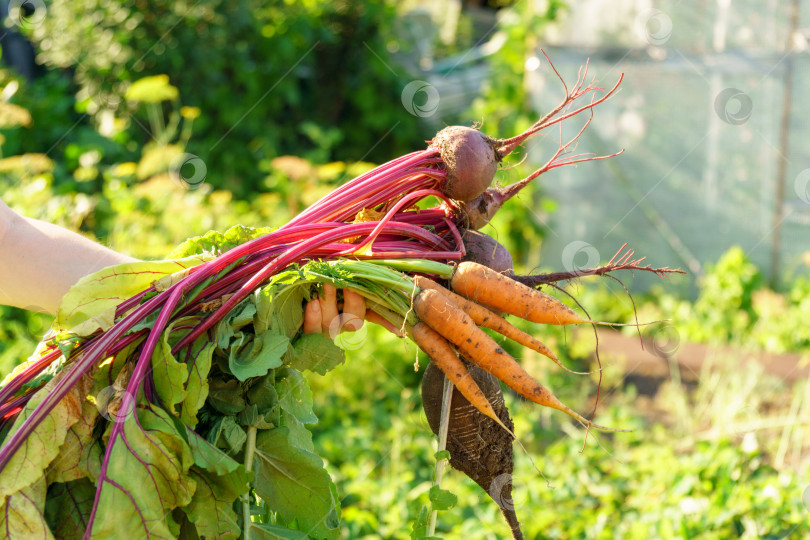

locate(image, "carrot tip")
[[554, 402, 631, 433], [583, 422, 633, 433], [552, 359, 601, 376], [587, 318, 672, 327]]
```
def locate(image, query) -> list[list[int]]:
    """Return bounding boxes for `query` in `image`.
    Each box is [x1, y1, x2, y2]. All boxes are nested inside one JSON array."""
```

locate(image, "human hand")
[[303, 284, 366, 337], [303, 284, 403, 338]]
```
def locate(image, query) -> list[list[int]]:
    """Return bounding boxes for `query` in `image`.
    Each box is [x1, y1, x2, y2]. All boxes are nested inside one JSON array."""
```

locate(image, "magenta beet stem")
[[339, 189, 455, 257], [85, 283, 188, 538], [0, 294, 162, 472], [172, 221, 428, 353], [442, 217, 465, 257], [0, 260, 217, 474], [331, 173, 441, 223], [0, 348, 63, 409], [392, 209, 448, 226], [0, 393, 32, 419], [285, 149, 440, 227], [297, 168, 441, 225]]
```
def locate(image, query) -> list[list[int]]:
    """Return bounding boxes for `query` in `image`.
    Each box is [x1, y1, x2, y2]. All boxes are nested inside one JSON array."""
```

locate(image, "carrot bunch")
[[410, 261, 616, 434]]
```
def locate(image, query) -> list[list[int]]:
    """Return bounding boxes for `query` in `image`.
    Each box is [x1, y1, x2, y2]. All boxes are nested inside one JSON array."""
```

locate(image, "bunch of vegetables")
[[0, 59, 679, 539]]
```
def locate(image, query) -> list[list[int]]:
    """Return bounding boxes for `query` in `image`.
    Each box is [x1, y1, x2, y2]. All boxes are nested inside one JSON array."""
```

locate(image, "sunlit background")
[[1, 0, 809, 538]]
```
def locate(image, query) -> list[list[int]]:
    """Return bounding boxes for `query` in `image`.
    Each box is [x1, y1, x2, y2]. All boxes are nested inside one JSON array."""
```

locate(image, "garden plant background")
[[1, 0, 809, 538]]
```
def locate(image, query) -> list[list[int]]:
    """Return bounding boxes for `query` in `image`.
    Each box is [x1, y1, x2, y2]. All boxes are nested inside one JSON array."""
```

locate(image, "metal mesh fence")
[[519, 0, 810, 292]]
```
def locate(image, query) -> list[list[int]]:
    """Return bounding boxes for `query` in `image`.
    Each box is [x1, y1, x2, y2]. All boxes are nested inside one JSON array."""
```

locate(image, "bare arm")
[[0, 201, 395, 336], [0, 200, 137, 314]]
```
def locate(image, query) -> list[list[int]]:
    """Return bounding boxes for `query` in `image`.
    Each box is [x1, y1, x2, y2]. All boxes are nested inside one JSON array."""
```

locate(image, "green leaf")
[[46, 393, 100, 483], [434, 450, 451, 462], [252, 428, 341, 540], [289, 333, 345, 375], [231, 301, 257, 329], [180, 340, 216, 427], [0, 478, 53, 539], [249, 522, 310, 540], [207, 378, 247, 415], [276, 368, 317, 425], [178, 515, 202, 540], [216, 301, 256, 350], [54, 334, 82, 358], [216, 324, 237, 353], [238, 404, 277, 429], [187, 429, 251, 483], [44, 478, 96, 540], [255, 280, 309, 339], [219, 330, 247, 369], [170, 224, 273, 259], [80, 444, 104, 484], [230, 332, 289, 382], [182, 468, 242, 540], [246, 372, 280, 412], [207, 416, 248, 456], [89, 406, 196, 538], [167, 508, 184, 538], [151, 324, 190, 416], [54, 256, 208, 335], [409, 506, 430, 540], [280, 409, 315, 453], [428, 486, 457, 511], [0, 373, 91, 502]]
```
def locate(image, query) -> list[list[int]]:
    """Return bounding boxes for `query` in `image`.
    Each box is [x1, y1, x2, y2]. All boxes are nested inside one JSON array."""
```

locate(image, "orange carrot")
[[413, 289, 614, 430], [413, 276, 586, 374], [411, 322, 510, 432], [450, 261, 587, 325]]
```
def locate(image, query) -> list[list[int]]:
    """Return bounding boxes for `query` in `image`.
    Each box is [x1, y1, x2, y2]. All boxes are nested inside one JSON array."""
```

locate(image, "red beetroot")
[[430, 126, 500, 202], [461, 230, 513, 275]]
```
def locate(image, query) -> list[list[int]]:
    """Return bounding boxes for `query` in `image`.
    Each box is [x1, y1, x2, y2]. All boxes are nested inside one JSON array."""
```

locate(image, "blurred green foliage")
[[578, 246, 810, 355], [468, 0, 567, 138], [23, 0, 424, 196], [465, 0, 567, 269]]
